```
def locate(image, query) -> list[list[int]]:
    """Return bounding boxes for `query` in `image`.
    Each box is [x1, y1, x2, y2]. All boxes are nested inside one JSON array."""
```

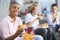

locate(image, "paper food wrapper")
[[18, 24, 27, 29], [40, 23, 48, 28]]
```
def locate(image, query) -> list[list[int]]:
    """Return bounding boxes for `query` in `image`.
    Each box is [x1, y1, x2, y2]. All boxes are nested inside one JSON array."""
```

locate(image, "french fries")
[[23, 33, 34, 40]]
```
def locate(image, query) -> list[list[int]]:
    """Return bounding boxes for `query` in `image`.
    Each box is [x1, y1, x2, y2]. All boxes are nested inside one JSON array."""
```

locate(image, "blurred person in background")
[[47, 4, 60, 40], [25, 4, 52, 40]]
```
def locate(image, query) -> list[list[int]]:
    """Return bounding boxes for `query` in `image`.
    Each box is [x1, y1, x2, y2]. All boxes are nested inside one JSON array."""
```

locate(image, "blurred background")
[[0, 0, 60, 21]]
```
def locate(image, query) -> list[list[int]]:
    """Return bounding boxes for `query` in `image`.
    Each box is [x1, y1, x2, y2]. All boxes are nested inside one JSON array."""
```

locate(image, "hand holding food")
[[16, 24, 27, 35], [38, 14, 44, 20], [53, 13, 58, 23], [53, 13, 58, 18], [18, 24, 27, 29]]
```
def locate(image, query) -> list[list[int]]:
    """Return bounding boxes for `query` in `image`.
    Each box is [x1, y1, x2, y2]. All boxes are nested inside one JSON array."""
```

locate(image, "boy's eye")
[[18, 8, 19, 10], [13, 6, 19, 10], [13, 6, 16, 9]]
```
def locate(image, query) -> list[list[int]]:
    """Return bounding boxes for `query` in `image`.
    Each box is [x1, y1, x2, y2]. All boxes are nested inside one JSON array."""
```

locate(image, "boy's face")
[[9, 4, 20, 16], [33, 7, 39, 15], [52, 6, 58, 13]]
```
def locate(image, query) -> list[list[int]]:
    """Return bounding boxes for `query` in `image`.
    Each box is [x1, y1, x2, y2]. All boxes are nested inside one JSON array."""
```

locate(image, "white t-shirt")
[[25, 13, 39, 30], [0, 15, 23, 40]]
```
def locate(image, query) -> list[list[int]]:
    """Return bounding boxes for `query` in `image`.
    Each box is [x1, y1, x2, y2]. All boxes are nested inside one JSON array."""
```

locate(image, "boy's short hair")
[[10, 2, 19, 7], [51, 4, 57, 8], [29, 4, 38, 13]]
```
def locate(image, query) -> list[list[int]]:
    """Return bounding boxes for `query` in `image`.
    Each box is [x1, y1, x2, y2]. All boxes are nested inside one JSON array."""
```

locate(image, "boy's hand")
[[58, 28, 60, 32], [18, 24, 27, 29], [15, 24, 27, 35]]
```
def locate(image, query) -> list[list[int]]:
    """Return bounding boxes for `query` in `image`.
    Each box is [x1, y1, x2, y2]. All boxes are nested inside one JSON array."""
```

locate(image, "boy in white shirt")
[[25, 4, 52, 40], [0, 2, 43, 40], [47, 4, 60, 40]]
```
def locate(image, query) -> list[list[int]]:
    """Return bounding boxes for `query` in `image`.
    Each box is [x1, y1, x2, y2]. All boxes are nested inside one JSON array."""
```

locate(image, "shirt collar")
[[7, 15, 17, 23], [30, 13, 37, 17]]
